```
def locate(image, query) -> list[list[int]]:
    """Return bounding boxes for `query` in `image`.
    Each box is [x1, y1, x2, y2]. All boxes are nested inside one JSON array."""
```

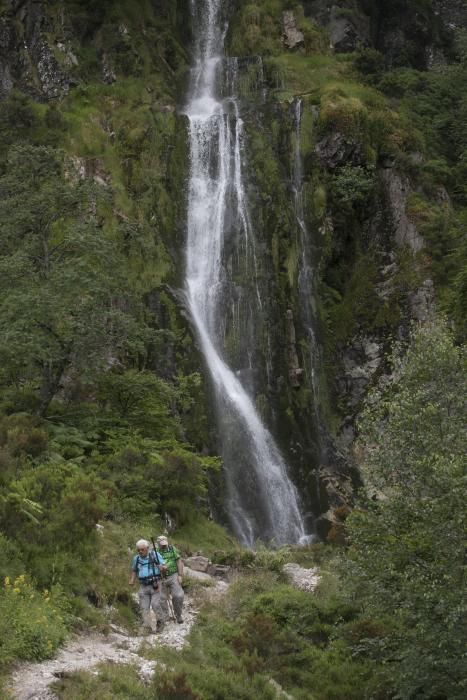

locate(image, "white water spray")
[[185, 0, 305, 546]]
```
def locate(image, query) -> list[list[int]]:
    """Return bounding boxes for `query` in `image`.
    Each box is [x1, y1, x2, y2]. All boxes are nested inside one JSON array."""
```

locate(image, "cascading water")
[[185, 0, 306, 546]]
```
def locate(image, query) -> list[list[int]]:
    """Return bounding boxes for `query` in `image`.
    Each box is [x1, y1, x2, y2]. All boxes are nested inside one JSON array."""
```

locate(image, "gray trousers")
[[138, 582, 167, 628], [163, 573, 184, 619]]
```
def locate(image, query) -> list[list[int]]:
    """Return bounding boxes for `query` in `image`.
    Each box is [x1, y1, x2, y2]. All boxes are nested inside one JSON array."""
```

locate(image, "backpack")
[[136, 550, 163, 583]]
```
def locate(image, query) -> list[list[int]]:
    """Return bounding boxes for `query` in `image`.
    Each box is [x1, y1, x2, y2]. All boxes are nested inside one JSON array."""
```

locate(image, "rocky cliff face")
[[0, 0, 72, 99], [0, 0, 464, 539], [304, 0, 466, 66], [0, 0, 191, 100]]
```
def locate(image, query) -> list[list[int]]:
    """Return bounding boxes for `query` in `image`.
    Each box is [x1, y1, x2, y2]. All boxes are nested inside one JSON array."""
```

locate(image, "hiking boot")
[[176, 616, 184, 624], [156, 620, 165, 633]]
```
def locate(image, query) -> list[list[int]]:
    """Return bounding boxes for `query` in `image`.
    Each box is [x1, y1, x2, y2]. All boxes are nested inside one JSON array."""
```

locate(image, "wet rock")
[[433, 0, 467, 28], [286, 309, 303, 387], [315, 509, 336, 540], [315, 507, 349, 544], [408, 278, 435, 322], [328, 5, 370, 53], [318, 464, 354, 515], [282, 11, 305, 51], [102, 53, 117, 84], [184, 555, 210, 573], [56, 41, 78, 68], [0, 61, 13, 96], [337, 335, 384, 409], [381, 170, 424, 254], [305, 1, 370, 53], [0, 0, 71, 100], [315, 131, 363, 170], [379, 154, 396, 169], [337, 415, 355, 451]]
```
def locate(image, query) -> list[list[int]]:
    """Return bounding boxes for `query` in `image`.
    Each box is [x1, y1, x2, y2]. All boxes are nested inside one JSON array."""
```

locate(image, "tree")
[[345, 319, 466, 699], [0, 145, 151, 415]]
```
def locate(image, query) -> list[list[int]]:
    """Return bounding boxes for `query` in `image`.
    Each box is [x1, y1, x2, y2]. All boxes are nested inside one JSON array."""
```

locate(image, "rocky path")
[[8, 580, 229, 700], [8, 562, 318, 700], [283, 563, 320, 592]]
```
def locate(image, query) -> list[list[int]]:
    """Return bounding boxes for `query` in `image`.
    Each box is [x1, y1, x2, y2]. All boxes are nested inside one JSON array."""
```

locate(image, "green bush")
[[345, 320, 467, 699], [52, 663, 152, 700], [331, 165, 375, 210], [0, 575, 68, 666]]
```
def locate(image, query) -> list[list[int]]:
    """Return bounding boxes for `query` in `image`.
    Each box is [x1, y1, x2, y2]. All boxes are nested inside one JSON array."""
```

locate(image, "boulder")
[[282, 11, 305, 51], [207, 564, 231, 578], [183, 566, 213, 582], [283, 563, 320, 592], [328, 6, 370, 53], [184, 555, 210, 573]]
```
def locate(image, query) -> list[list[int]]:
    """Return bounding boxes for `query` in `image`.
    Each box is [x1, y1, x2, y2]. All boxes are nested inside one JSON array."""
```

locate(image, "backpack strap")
[[149, 550, 162, 577]]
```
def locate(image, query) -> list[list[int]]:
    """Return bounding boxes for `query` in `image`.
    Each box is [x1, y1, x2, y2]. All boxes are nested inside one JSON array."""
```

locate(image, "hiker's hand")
[[129, 579, 135, 586], [160, 565, 167, 573]]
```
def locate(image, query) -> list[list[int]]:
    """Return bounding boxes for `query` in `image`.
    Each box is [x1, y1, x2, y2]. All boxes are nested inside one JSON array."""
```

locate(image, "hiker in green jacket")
[[156, 535, 185, 623]]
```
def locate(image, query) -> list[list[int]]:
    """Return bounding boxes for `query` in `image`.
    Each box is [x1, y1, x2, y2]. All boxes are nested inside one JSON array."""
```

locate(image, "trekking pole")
[[167, 593, 176, 621]]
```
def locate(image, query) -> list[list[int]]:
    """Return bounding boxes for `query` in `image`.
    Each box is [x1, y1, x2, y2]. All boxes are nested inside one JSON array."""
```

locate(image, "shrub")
[[354, 48, 385, 82], [0, 575, 68, 666], [331, 165, 375, 210], [345, 320, 467, 699], [0, 414, 48, 457]]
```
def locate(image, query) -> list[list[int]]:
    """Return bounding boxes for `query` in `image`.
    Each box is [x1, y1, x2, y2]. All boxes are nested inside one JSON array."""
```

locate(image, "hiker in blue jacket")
[[129, 539, 167, 633]]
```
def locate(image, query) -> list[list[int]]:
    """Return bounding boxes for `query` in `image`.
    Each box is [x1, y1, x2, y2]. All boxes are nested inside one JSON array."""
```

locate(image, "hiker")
[[156, 535, 185, 623], [129, 539, 168, 633]]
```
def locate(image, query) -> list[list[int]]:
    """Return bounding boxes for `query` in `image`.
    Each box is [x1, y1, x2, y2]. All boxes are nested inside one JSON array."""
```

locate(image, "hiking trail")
[[8, 580, 229, 700]]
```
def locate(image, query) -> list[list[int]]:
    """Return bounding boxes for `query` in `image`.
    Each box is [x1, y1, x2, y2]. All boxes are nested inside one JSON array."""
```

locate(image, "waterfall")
[[185, 0, 306, 546]]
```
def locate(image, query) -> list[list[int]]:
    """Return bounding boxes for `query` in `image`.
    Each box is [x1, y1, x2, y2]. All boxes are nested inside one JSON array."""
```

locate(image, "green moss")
[[312, 183, 327, 217], [228, 0, 286, 57], [285, 239, 299, 288], [265, 54, 343, 101]]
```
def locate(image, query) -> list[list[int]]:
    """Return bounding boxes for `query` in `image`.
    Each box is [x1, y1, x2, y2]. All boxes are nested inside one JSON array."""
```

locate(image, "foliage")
[[0, 575, 69, 666], [345, 319, 467, 699], [354, 48, 385, 82], [0, 145, 152, 416], [331, 165, 375, 210], [47, 560, 392, 700], [52, 663, 152, 700], [100, 433, 220, 524], [1, 461, 107, 591], [228, 1, 286, 57]]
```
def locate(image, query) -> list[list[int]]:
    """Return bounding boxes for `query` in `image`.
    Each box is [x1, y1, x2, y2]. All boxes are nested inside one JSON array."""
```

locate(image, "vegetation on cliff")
[[0, 1, 465, 697]]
